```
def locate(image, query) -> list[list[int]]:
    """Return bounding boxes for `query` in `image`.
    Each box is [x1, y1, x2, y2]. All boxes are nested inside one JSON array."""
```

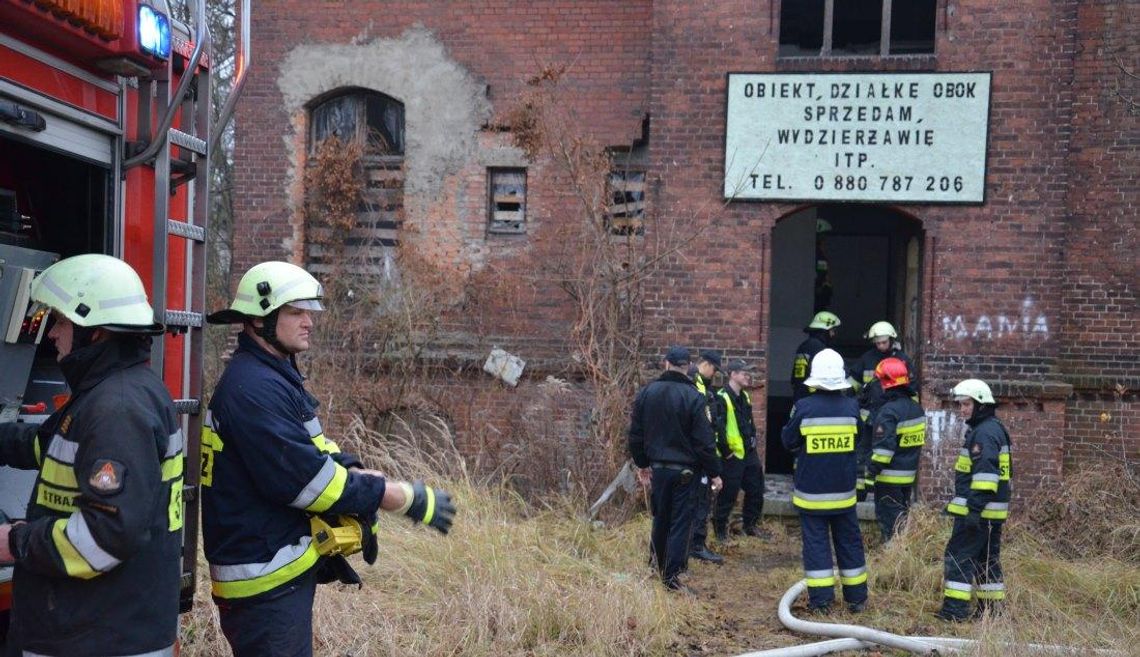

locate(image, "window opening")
[[311, 90, 405, 155], [779, 0, 935, 57], [606, 168, 646, 236], [488, 168, 527, 235]]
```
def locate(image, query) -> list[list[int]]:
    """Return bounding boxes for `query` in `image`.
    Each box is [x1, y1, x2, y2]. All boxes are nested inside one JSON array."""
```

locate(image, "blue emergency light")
[[138, 4, 171, 59]]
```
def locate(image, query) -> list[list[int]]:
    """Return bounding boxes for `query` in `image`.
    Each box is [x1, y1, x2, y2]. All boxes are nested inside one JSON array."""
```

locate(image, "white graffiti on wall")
[[924, 409, 963, 446], [941, 297, 1049, 340]]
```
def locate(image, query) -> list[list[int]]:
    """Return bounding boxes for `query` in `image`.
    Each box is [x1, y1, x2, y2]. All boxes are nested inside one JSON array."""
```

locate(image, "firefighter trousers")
[[799, 510, 868, 608], [874, 483, 912, 542], [714, 450, 764, 535], [941, 517, 1004, 619], [218, 568, 318, 657], [649, 464, 698, 588]]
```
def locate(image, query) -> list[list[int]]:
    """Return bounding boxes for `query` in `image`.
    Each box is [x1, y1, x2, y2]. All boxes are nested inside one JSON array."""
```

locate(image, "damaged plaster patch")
[[277, 25, 492, 204]]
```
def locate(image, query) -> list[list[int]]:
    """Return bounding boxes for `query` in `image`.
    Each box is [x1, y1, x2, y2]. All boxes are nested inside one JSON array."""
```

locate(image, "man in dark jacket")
[[781, 349, 868, 614], [0, 254, 183, 657], [629, 347, 722, 591], [937, 378, 1011, 622], [791, 311, 841, 401], [866, 357, 925, 542], [203, 261, 457, 656], [689, 351, 724, 564]]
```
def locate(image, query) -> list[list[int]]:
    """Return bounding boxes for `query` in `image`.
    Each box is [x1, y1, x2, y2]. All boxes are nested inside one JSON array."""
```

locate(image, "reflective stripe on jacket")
[[2, 337, 182, 656], [781, 392, 860, 515], [202, 333, 386, 601], [869, 392, 925, 486], [945, 414, 1012, 521]]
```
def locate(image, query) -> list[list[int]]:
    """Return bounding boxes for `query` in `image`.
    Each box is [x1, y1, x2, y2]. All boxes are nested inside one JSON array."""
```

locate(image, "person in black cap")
[[713, 359, 769, 542], [689, 351, 725, 564], [629, 347, 723, 591]]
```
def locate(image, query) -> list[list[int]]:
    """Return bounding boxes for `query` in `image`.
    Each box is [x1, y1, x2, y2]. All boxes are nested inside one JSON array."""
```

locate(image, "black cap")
[[698, 350, 722, 369], [664, 346, 691, 366], [726, 359, 755, 373]]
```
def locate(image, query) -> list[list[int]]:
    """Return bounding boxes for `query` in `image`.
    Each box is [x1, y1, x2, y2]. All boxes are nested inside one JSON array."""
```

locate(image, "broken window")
[[779, 0, 935, 57], [488, 168, 527, 234], [310, 89, 405, 155], [606, 168, 646, 236]]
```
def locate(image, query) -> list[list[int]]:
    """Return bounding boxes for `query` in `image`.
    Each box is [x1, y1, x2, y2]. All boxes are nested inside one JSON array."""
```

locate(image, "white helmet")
[[952, 379, 995, 404], [866, 321, 898, 340], [30, 254, 162, 334], [208, 261, 325, 324], [803, 348, 850, 391]]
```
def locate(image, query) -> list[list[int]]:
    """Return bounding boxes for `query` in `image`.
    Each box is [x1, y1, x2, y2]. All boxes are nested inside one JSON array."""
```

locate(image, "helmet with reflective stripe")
[[952, 379, 995, 404], [866, 321, 897, 340], [803, 348, 850, 391], [807, 311, 841, 330], [875, 357, 910, 390], [207, 261, 325, 324], [30, 254, 162, 334]]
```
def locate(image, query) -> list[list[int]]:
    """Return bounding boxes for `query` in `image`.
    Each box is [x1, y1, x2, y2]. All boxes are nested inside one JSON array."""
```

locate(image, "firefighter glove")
[[397, 480, 456, 535]]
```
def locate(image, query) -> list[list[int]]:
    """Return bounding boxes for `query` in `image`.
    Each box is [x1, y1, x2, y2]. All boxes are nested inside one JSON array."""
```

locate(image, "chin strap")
[[254, 309, 293, 356]]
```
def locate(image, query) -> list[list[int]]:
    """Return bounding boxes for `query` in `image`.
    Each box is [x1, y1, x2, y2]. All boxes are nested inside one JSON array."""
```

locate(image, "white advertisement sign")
[[724, 72, 991, 203]]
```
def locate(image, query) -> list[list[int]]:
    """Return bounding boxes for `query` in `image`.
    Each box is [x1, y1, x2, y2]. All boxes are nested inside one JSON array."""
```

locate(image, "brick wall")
[[234, 0, 1138, 498]]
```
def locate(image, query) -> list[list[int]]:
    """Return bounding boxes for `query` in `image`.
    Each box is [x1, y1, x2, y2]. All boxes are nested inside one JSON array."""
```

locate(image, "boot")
[[690, 546, 725, 564], [713, 524, 730, 545]]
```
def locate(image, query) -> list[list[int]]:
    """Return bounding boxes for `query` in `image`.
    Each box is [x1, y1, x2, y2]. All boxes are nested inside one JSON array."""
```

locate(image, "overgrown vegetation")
[[180, 418, 1139, 656]]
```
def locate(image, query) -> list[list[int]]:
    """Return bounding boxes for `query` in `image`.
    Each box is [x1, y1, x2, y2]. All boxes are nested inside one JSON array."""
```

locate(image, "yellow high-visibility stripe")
[[840, 572, 868, 586], [36, 483, 79, 513], [793, 494, 856, 511], [304, 463, 348, 513], [943, 587, 972, 601], [51, 519, 100, 579], [310, 434, 341, 455], [161, 455, 184, 481], [806, 576, 836, 587], [210, 542, 321, 599], [41, 457, 78, 489], [970, 479, 998, 492]]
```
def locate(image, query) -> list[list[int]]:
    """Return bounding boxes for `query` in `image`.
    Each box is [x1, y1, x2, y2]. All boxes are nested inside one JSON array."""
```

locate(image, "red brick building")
[[232, 1, 1137, 499]]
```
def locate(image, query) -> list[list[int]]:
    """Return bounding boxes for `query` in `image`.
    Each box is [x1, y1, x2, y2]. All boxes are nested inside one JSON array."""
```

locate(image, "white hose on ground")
[[732, 580, 1127, 657]]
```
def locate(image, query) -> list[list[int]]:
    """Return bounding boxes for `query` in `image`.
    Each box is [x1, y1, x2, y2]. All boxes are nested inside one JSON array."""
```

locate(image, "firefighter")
[[0, 254, 183, 657], [202, 261, 457, 656], [866, 357, 925, 542], [781, 349, 868, 613], [850, 321, 918, 500], [689, 351, 725, 564], [629, 347, 722, 592], [791, 311, 841, 401], [937, 379, 1011, 622], [713, 359, 768, 542]]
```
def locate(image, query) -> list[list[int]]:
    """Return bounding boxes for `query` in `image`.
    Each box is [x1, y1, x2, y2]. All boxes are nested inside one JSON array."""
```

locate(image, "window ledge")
[[776, 54, 937, 72]]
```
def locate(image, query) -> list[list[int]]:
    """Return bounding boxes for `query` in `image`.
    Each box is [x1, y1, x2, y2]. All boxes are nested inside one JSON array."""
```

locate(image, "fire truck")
[[0, 0, 248, 637]]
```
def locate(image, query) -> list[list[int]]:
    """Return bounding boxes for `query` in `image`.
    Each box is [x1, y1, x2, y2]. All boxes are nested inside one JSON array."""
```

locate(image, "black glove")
[[402, 480, 456, 535], [315, 555, 362, 588], [331, 451, 365, 470], [360, 512, 378, 565]]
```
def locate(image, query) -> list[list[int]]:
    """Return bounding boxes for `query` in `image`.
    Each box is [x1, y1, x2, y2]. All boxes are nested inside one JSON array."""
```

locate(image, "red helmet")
[[875, 357, 910, 390]]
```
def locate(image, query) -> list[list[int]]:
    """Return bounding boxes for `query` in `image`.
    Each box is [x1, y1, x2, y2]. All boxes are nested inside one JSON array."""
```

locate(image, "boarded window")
[[779, 0, 935, 57], [488, 168, 527, 234], [606, 169, 645, 236]]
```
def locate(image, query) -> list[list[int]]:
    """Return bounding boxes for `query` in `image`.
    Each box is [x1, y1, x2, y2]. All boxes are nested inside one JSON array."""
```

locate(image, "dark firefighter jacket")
[[791, 331, 830, 400], [628, 370, 721, 477], [201, 332, 386, 602], [0, 337, 183, 657], [781, 391, 860, 515], [849, 345, 917, 393], [945, 408, 1012, 521], [868, 389, 925, 486], [716, 387, 756, 460]]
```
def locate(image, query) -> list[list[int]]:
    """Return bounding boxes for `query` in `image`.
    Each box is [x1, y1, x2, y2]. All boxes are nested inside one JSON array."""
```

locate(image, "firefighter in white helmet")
[[937, 378, 1011, 621], [781, 349, 868, 614], [201, 261, 456, 657], [0, 254, 183, 656]]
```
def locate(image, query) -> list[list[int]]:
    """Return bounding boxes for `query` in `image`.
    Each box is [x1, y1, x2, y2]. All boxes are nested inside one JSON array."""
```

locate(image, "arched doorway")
[[765, 204, 924, 475]]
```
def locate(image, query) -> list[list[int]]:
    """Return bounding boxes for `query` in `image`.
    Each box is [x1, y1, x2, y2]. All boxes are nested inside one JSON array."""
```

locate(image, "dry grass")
[[179, 414, 1140, 656]]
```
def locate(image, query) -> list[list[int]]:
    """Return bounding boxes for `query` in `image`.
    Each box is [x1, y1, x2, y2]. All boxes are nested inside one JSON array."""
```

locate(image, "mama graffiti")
[[941, 298, 1049, 340]]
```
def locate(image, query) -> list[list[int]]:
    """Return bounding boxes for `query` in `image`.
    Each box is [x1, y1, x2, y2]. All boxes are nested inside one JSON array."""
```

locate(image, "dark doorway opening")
[[765, 204, 923, 475]]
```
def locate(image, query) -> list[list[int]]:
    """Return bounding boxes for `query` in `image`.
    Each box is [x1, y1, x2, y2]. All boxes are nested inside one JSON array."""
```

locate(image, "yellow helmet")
[[207, 261, 325, 324], [866, 321, 898, 340], [30, 254, 162, 334], [807, 311, 841, 330]]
